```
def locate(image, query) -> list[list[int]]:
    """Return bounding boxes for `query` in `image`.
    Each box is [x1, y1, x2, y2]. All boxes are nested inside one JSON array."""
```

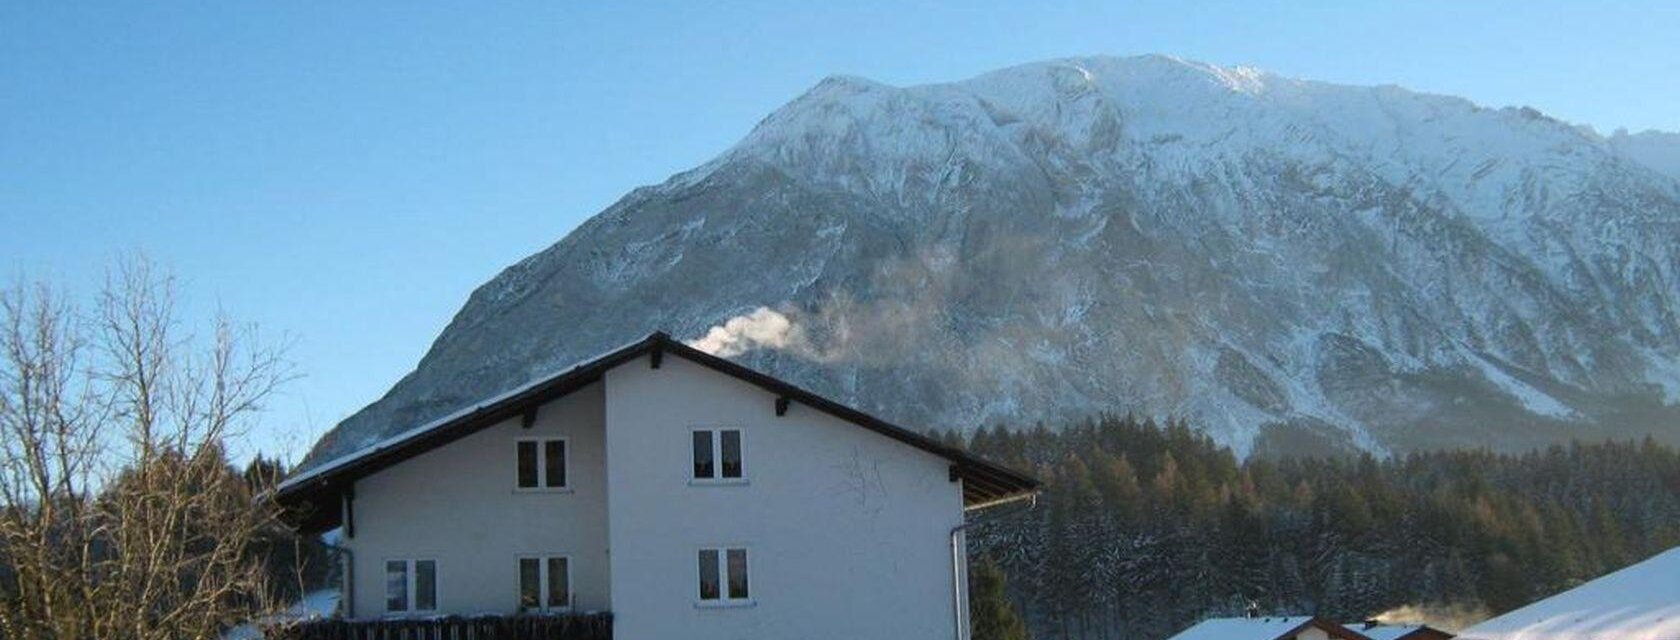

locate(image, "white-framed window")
[[384, 558, 437, 614], [518, 555, 572, 613], [691, 428, 744, 482], [696, 546, 750, 605], [516, 437, 568, 490]]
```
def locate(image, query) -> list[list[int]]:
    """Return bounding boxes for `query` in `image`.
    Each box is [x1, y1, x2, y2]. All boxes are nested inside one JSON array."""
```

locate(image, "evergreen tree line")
[[243, 453, 340, 601], [0, 446, 333, 639], [945, 415, 1680, 640]]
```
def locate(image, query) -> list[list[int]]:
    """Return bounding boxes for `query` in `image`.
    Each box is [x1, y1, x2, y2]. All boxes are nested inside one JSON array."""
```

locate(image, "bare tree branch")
[[1, 255, 305, 640]]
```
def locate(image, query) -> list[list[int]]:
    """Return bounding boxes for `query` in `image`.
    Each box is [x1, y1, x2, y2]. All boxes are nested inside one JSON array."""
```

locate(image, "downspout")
[[337, 544, 354, 619], [338, 487, 355, 619], [950, 521, 973, 640], [951, 491, 1038, 640]]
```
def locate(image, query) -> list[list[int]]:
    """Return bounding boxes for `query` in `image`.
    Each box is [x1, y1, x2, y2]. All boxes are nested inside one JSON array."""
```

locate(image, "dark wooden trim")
[[649, 346, 663, 369], [520, 407, 537, 429], [268, 613, 614, 640], [1280, 617, 1376, 640], [775, 396, 791, 416]]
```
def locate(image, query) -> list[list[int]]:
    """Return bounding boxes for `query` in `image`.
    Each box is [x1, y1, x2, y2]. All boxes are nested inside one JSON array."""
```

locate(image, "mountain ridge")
[[302, 55, 1680, 469]]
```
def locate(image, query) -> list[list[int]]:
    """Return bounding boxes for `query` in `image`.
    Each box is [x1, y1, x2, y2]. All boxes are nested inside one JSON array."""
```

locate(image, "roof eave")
[[275, 331, 1040, 528]]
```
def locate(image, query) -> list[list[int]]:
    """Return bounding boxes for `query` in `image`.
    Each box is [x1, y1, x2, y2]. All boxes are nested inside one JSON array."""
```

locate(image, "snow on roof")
[[1167, 617, 1319, 640], [274, 331, 1039, 525], [224, 589, 339, 639], [276, 333, 656, 493], [1457, 546, 1680, 640], [1356, 625, 1431, 640]]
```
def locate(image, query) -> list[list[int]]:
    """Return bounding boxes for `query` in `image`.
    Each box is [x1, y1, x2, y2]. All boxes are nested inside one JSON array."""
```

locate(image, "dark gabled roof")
[[275, 332, 1040, 533], [1290, 618, 1377, 640], [1352, 623, 1456, 640], [1167, 616, 1375, 640]]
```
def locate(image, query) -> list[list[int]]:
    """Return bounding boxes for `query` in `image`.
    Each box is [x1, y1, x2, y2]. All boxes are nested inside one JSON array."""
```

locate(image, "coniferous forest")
[[945, 416, 1680, 640]]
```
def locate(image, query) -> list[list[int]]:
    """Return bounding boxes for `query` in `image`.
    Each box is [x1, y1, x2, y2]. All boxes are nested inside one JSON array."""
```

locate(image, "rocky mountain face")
[[302, 55, 1680, 467]]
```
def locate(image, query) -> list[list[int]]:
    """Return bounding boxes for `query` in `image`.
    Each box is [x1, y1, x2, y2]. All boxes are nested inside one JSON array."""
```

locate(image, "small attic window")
[[692, 428, 745, 482], [516, 438, 568, 490]]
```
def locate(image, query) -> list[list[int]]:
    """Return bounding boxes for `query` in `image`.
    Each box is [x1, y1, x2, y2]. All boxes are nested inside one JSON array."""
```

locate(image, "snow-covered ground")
[[1457, 546, 1680, 640]]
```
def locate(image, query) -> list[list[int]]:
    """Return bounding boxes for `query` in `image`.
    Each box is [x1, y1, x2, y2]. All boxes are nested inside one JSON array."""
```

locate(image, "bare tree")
[[0, 279, 102, 639], [0, 255, 297, 640]]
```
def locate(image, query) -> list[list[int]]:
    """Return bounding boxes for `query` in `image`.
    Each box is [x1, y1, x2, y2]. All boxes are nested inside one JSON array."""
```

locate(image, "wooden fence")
[[263, 613, 612, 640]]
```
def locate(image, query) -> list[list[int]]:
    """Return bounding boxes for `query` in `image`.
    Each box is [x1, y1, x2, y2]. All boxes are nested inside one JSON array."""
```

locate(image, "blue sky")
[[3, 1, 1676, 462]]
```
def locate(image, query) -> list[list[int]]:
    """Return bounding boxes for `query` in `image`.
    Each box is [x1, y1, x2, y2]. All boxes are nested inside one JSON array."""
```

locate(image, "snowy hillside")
[[302, 55, 1680, 467], [1457, 546, 1680, 640]]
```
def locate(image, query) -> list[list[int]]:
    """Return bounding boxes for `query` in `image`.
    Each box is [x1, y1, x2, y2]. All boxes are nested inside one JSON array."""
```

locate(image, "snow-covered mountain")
[[1609, 129, 1680, 181], [302, 55, 1680, 467]]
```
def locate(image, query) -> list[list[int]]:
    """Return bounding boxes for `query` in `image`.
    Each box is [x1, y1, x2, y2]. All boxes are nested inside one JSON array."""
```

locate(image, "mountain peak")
[[301, 57, 1680, 470], [812, 73, 890, 92], [1608, 128, 1680, 180]]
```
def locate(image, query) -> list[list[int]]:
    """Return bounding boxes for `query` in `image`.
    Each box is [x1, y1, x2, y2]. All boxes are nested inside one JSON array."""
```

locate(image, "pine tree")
[[960, 414, 1679, 640], [971, 556, 1031, 640]]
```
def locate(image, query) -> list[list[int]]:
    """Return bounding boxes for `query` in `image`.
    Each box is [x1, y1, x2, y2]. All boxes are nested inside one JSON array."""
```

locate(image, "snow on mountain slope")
[[300, 55, 1680, 468], [1609, 129, 1680, 181]]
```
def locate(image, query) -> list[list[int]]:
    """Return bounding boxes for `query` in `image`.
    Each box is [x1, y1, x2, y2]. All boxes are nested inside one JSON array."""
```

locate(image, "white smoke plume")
[[684, 244, 1039, 379], [687, 307, 807, 358], [1372, 603, 1491, 633]]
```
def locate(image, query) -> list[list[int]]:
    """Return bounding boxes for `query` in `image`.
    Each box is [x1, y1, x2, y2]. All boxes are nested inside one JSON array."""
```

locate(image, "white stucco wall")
[[1297, 627, 1331, 640], [603, 354, 966, 640], [344, 382, 610, 618]]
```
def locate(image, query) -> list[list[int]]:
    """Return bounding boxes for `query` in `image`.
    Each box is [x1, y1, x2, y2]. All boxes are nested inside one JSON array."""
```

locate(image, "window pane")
[[697, 549, 720, 600], [544, 440, 566, 488], [727, 548, 749, 599], [385, 560, 408, 612], [720, 430, 742, 478], [692, 431, 714, 479], [517, 441, 538, 488], [414, 560, 437, 611], [519, 558, 540, 611], [547, 557, 570, 609]]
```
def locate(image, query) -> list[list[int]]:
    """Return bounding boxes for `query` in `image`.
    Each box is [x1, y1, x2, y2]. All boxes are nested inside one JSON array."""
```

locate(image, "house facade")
[[276, 332, 1038, 640]]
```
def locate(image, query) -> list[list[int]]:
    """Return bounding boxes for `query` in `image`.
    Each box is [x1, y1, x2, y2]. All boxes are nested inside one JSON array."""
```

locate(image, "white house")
[[275, 332, 1039, 640]]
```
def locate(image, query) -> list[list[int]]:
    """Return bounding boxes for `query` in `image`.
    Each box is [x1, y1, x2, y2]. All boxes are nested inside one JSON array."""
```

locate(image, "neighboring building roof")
[[1455, 546, 1680, 640], [275, 331, 1040, 532], [225, 589, 340, 640], [1353, 623, 1455, 640], [1167, 617, 1374, 640]]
